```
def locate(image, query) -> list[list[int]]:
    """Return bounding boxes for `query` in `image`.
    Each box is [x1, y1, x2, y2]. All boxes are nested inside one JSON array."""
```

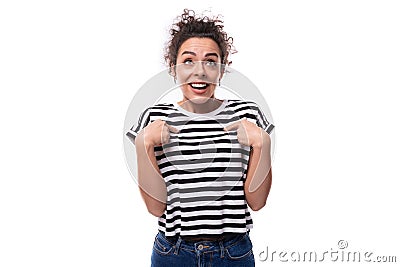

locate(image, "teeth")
[[191, 83, 207, 89]]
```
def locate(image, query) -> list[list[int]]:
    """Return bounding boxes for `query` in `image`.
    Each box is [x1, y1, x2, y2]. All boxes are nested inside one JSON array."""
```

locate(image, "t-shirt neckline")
[[173, 99, 228, 117]]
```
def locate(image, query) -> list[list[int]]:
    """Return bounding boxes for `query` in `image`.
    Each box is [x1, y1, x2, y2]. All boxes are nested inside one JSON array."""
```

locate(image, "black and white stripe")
[[126, 99, 274, 237]]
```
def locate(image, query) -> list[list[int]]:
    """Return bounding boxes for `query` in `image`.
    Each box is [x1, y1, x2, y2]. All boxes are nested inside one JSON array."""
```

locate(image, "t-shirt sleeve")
[[252, 102, 275, 135], [125, 107, 151, 145]]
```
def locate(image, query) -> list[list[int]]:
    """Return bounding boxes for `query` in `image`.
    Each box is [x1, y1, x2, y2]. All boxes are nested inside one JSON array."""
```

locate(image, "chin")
[[188, 96, 212, 104]]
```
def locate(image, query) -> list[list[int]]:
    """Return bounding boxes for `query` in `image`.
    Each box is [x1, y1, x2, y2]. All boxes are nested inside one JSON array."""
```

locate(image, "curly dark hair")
[[165, 9, 235, 69]]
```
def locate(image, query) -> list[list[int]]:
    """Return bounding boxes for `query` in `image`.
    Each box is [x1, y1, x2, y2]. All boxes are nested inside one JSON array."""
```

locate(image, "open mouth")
[[188, 82, 210, 95], [189, 82, 209, 90]]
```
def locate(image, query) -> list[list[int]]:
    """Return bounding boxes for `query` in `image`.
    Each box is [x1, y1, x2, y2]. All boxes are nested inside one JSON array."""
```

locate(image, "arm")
[[244, 131, 272, 211], [134, 131, 167, 217], [133, 119, 179, 217], [224, 119, 273, 211]]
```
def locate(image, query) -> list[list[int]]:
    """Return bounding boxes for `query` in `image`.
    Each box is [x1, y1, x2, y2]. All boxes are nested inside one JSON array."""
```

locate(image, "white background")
[[1, 1, 399, 266]]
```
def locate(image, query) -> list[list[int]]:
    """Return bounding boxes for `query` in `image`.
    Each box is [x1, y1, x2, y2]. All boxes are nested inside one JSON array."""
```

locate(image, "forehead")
[[178, 37, 221, 56]]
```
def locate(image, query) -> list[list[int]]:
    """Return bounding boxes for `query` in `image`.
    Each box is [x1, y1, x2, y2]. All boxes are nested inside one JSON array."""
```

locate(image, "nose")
[[193, 61, 206, 77]]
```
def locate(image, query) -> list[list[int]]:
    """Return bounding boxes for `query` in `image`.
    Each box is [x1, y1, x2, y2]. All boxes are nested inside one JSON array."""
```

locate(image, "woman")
[[126, 9, 274, 267]]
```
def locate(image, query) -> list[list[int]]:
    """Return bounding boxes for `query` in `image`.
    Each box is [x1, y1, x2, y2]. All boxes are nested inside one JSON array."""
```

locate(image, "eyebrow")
[[181, 51, 219, 58], [205, 52, 219, 58]]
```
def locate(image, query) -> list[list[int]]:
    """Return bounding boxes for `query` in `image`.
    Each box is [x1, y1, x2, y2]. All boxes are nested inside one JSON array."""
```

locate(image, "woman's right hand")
[[140, 119, 179, 147]]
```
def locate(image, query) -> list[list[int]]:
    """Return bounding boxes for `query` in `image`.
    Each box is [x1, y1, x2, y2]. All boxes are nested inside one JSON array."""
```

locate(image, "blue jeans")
[[151, 231, 255, 267]]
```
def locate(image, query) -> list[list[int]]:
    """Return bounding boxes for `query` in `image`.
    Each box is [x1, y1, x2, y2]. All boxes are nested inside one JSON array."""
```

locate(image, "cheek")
[[176, 70, 192, 84], [175, 63, 192, 82], [206, 68, 221, 83], [208, 84, 217, 93], [180, 83, 189, 91]]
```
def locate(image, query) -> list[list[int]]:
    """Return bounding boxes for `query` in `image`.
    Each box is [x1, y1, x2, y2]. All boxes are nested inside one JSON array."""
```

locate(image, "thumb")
[[224, 120, 241, 131], [165, 123, 179, 133], [224, 118, 246, 131]]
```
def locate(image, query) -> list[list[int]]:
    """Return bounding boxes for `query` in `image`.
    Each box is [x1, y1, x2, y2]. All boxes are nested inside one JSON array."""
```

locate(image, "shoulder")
[[141, 103, 176, 114], [224, 99, 261, 123], [140, 103, 178, 121], [148, 102, 175, 110], [225, 99, 261, 112]]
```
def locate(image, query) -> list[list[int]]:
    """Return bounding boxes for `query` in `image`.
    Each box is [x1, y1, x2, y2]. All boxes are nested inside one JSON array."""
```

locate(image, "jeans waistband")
[[154, 230, 254, 262], [159, 231, 248, 252], [159, 230, 246, 242]]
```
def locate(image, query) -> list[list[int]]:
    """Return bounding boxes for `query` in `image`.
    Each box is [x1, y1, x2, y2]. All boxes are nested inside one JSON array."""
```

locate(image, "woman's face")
[[175, 37, 223, 104]]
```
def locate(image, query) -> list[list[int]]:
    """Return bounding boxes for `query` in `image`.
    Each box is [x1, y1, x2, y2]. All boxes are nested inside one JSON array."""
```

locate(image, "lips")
[[189, 82, 209, 94]]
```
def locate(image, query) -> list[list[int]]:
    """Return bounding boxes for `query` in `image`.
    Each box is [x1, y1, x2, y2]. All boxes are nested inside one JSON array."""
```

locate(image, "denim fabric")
[[151, 231, 255, 267]]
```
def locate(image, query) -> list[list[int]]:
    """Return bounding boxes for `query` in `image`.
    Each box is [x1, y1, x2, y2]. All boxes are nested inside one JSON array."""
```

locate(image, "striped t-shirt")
[[126, 99, 274, 237]]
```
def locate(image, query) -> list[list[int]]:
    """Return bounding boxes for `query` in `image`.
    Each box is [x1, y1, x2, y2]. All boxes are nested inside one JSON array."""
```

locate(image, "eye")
[[183, 59, 194, 64], [205, 60, 217, 67]]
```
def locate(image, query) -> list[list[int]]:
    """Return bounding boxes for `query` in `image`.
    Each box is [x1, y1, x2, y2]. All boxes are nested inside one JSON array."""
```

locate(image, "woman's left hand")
[[224, 118, 269, 148]]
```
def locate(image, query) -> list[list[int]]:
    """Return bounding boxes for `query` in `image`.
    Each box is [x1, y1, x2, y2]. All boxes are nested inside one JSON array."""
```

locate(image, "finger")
[[165, 123, 179, 133], [224, 121, 240, 131], [224, 118, 246, 131]]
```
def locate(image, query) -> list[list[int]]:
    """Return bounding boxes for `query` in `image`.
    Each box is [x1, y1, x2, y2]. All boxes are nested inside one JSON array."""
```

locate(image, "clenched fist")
[[224, 118, 270, 148], [140, 119, 179, 147]]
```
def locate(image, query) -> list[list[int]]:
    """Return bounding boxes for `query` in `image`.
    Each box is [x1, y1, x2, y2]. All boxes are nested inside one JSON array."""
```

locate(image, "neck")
[[178, 97, 223, 114]]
